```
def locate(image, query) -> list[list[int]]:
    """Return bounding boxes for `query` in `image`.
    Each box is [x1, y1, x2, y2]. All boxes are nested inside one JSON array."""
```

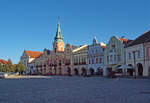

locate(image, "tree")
[[0, 63, 3, 72], [6, 59, 15, 72], [16, 61, 26, 74]]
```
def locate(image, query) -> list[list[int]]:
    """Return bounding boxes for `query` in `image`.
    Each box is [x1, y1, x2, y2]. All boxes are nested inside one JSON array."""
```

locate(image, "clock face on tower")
[[54, 41, 64, 52]]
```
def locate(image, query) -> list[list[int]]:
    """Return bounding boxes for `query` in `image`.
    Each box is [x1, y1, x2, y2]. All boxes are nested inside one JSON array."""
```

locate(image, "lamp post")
[[133, 51, 136, 77]]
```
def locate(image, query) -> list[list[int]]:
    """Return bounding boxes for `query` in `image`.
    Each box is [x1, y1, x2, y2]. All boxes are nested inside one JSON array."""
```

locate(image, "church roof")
[[25, 50, 43, 58], [54, 17, 63, 42]]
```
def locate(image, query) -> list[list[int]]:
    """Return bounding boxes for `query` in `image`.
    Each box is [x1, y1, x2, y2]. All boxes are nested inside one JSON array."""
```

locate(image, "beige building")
[[72, 45, 88, 75], [21, 19, 81, 75]]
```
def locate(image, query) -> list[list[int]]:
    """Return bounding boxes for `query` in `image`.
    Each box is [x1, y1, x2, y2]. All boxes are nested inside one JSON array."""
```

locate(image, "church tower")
[[53, 17, 64, 52]]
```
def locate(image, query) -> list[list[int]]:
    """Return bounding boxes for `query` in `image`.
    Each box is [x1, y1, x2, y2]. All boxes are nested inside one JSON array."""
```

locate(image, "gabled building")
[[125, 30, 150, 76], [20, 50, 43, 73], [72, 45, 88, 76], [104, 36, 131, 76], [87, 37, 106, 76], [0, 59, 8, 65]]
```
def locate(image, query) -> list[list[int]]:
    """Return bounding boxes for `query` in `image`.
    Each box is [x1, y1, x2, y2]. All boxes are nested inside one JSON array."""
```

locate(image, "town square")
[[0, 0, 150, 103], [0, 76, 150, 103]]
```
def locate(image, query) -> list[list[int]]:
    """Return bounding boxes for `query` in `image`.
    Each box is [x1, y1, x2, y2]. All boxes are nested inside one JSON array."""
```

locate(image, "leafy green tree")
[[16, 61, 26, 74], [5, 59, 15, 72]]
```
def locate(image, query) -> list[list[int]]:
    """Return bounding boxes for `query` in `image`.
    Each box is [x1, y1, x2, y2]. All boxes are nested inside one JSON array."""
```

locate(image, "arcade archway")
[[148, 67, 150, 76], [89, 68, 94, 75], [127, 64, 134, 76], [74, 68, 79, 75], [67, 67, 71, 76], [81, 68, 87, 76], [97, 67, 103, 75], [137, 63, 143, 76]]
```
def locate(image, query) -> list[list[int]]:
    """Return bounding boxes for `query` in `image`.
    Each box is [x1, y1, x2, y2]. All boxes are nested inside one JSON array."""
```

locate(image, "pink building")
[[144, 41, 150, 76]]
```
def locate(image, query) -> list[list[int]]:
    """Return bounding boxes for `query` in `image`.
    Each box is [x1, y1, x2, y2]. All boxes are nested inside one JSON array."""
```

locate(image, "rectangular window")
[[96, 58, 98, 63], [99, 58, 102, 63], [110, 55, 113, 62], [114, 55, 116, 61], [117, 55, 121, 61], [137, 51, 140, 58], [92, 59, 94, 64], [107, 56, 109, 62], [128, 52, 131, 59]]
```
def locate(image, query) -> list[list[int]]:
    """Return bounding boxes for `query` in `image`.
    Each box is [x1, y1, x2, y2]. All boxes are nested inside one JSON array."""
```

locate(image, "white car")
[[0, 72, 8, 78]]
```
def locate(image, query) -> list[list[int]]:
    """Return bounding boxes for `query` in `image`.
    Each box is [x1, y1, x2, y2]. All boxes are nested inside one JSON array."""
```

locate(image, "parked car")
[[7, 72, 19, 76], [0, 72, 8, 78]]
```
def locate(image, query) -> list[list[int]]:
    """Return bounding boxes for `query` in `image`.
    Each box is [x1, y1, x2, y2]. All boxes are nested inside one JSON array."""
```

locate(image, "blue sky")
[[0, 0, 149, 64]]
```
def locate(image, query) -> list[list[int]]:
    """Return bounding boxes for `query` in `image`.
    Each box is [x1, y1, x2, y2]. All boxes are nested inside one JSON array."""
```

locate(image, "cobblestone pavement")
[[0, 76, 150, 103]]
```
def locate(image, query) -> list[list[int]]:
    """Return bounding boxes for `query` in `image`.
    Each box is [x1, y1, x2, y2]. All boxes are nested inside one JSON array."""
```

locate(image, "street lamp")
[[132, 51, 136, 77]]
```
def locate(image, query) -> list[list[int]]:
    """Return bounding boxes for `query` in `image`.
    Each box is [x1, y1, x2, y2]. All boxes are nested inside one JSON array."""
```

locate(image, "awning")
[[117, 65, 133, 69]]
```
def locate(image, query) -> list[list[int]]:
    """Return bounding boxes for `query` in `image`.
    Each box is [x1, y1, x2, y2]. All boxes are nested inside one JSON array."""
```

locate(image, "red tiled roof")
[[119, 38, 133, 45], [0, 59, 8, 64], [25, 50, 43, 58], [119, 38, 129, 42]]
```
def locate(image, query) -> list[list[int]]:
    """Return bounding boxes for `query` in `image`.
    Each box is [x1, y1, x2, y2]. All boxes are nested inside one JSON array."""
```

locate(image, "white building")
[[20, 50, 43, 74], [125, 31, 150, 76], [87, 37, 106, 75]]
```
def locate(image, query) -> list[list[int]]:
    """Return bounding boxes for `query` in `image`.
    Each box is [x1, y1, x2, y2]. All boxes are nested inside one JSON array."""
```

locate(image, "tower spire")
[[58, 16, 60, 26], [55, 16, 63, 42], [53, 17, 64, 52]]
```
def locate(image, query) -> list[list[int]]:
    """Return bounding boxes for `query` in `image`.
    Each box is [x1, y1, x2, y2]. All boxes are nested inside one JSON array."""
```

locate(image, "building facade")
[[21, 19, 83, 75], [144, 41, 150, 76], [87, 37, 105, 75], [104, 36, 131, 76], [20, 50, 43, 74], [125, 31, 150, 76], [72, 45, 88, 76]]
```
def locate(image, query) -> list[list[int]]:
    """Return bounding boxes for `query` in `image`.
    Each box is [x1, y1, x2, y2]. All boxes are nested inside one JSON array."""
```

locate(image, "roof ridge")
[[126, 30, 150, 47]]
